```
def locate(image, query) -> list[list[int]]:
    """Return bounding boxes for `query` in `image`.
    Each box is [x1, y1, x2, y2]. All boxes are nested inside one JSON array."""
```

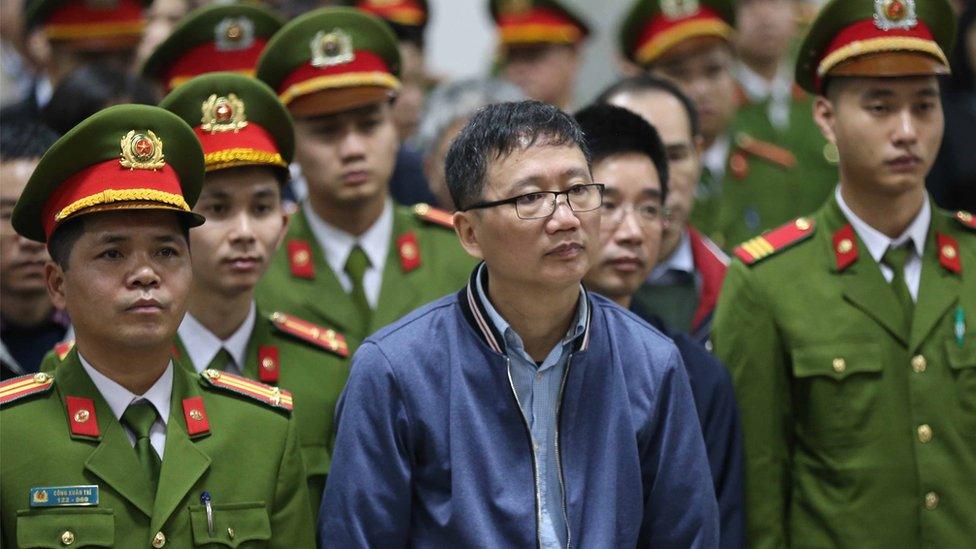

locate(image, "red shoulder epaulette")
[[0, 372, 55, 406], [269, 312, 349, 358], [200, 369, 293, 412], [54, 340, 75, 361], [413, 203, 454, 230], [955, 211, 975, 230], [734, 132, 797, 169], [734, 217, 815, 266]]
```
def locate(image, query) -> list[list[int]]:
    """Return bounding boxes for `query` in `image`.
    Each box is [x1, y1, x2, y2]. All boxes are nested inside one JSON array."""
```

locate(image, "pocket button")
[[911, 355, 927, 373], [832, 358, 846, 374], [60, 530, 75, 546]]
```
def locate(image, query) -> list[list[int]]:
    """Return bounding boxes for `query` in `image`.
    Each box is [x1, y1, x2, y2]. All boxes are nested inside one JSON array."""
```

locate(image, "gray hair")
[[414, 77, 526, 156]]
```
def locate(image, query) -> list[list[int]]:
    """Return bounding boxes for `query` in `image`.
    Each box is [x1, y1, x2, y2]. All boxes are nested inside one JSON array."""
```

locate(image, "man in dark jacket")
[[320, 100, 719, 547], [576, 103, 744, 549]]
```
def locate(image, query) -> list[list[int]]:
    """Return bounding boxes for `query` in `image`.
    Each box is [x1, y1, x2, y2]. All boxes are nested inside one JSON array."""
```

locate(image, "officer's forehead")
[[828, 76, 941, 100], [78, 211, 187, 243]]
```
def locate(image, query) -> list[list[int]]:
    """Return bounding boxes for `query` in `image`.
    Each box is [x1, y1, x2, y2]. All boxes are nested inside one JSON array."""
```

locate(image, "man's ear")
[[45, 261, 67, 311], [452, 211, 484, 260], [273, 211, 291, 252], [812, 95, 838, 145]]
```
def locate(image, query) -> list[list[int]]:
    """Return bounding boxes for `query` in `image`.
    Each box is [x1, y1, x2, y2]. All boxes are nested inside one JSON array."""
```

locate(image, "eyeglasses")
[[461, 183, 605, 220], [602, 202, 670, 227]]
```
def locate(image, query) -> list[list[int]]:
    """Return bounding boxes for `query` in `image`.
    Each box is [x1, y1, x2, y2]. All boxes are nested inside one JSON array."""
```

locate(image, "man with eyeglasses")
[[319, 100, 718, 547], [576, 103, 745, 549]]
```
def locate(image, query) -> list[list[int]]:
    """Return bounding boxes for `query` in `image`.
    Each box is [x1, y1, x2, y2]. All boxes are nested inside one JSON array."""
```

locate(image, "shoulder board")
[[0, 372, 55, 407], [269, 312, 349, 358], [734, 217, 815, 266], [54, 340, 75, 361], [955, 211, 975, 231], [199, 369, 293, 413], [413, 203, 454, 230], [734, 132, 797, 169]]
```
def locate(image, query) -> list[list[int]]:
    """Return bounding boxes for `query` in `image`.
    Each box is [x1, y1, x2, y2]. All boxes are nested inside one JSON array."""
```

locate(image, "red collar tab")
[[258, 345, 280, 384], [182, 396, 211, 438], [937, 233, 961, 274], [287, 240, 315, 279], [397, 231, 421, 273], [833, 224, 859, 271], [66, 396, 100, 439]]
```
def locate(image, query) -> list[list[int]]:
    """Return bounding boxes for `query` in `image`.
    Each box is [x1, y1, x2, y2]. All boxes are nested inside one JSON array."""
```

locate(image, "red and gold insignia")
[[0, 372, 55, 406], [734, 217, 815, 266], [200, 369, 293, 412], [311, 28, 354, 68], [182, 396, 210, 437], [397, 232, 421, 272], [937, 233, 961, 274], [413, 203, 454, 229], [66, 396, 100, 438], [270, 312, 349, 358], [832, 224, 859, 271], [258, 345, 280, 383], [734, 132, 796, 170], [955, 211, 975, 230], [287, 240, 315, 279], [55, 340, 75, 361], [874, 0, 917, 31], [200, 93, 248, 133], [119, 130, 165, 170]]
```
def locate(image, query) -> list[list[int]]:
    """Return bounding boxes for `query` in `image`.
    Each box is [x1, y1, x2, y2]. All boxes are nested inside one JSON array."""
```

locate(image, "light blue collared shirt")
[[475, 264, 587, 549]]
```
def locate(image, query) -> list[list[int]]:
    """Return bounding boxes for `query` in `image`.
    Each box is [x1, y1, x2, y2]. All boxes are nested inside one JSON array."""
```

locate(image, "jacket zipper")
[[554, 353, 573, 549], [506, 357, 543, 549]]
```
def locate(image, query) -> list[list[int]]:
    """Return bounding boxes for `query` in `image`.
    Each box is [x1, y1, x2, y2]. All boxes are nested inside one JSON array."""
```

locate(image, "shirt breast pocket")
[[792, 342, 884, 446], [946, 336, 976, 436], [16, 508, 114, 548], [188, 501, 271, 547]]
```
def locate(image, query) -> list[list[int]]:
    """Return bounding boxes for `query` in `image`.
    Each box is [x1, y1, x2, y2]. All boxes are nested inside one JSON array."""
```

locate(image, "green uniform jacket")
[[1, 349, 315, 548], [712, 196, 976, 548], [255, 204, 476, 346], [692, 94, 838, 251], [174, 306, 350, 521]]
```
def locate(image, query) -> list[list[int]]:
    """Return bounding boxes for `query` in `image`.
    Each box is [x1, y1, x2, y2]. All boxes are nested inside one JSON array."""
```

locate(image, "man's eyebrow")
[[253, 188, 278, 199], [97, 234, 129, 244], [508, 166, 592, 193], [201, 189, 231, 200], [0, 198, 17, 207], [915, 87, 939, 98], [862, 88, 896, 100], [640, 189, 663, 199]]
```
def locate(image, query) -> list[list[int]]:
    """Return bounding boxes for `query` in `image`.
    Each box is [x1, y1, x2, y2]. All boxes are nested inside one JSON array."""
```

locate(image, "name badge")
[[30, 485, 99, 507]]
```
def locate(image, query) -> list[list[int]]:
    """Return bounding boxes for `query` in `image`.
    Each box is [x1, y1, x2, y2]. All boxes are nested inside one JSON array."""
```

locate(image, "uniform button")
[[536, 373, 543, 380], [911, 355, 927, 373], [917, 424, 933, 443], [832, 358, 846, 373], [924, 492, 939, 510], [152, 531, 166, 548], [60, 530, 75, 546], [227, 527, 236, 540]]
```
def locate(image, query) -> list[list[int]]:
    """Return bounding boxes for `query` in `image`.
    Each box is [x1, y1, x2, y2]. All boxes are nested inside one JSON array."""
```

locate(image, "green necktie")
[[344, 245, 372, 334], [206, 347, 233, 372], [121, 401, 161, 494], [882, 244, 915, 330]]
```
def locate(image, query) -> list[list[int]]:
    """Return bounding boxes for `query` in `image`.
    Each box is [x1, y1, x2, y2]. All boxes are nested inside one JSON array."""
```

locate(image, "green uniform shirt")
[[1, 349, 315, 548], [174, 305, 349, 521], [256, 204, 476, 346], [713, 196, 976, 548]]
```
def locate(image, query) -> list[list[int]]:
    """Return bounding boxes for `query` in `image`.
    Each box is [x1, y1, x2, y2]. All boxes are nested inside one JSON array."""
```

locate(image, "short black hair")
[[574, 104, 669, 204], [387, 21, 425, 51], [47, 214, 192, 271], [445, 100, 591, 210], [594, 74, 700, 139], [41, 63, 159, 135], [0, 118, 58, 162]]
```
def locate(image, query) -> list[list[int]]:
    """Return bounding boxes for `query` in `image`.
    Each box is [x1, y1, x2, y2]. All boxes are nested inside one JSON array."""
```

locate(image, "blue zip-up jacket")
[[320, 270, 720, 547]]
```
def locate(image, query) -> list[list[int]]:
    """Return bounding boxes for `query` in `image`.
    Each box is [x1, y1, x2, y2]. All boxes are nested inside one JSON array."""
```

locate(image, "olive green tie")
[[882, 244, 915, 330], [206, 347, 233, 372], [121, 401, 161, 494], [344, 245, 372, 334]]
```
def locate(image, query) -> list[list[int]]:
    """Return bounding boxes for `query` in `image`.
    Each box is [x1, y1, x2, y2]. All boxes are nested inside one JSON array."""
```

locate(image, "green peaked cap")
[[13, 104, 205, 243], [619, 0, 734, 65]]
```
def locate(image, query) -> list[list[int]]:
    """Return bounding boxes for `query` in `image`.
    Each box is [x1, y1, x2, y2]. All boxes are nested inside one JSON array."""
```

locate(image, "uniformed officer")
[[253, 7, 475, 347], [158, 72, 350, 521], [0, 104, 315, 547], [489, 0, 590, 110], [140, 2, 285, 93], [620, 0, 836, 250], [712, 0, 975, 546]]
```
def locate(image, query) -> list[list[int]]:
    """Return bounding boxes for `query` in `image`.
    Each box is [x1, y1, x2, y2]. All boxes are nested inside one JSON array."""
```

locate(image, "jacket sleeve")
[[318, 342, 412, 548], [638, 344, 721, 548], [270, 412, 316, 548], [712, 261, 791, 549]]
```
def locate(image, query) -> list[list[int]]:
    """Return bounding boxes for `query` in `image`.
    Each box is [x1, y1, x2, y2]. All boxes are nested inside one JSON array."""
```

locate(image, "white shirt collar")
[[835, 185, 930, 262], [79, 352, 172, 427], [302, 199, 394, 307], [735, 61, 792, 103], [702, 134, 731, 182], [650, 228, 695, 281], [177, 302, 256, 374]]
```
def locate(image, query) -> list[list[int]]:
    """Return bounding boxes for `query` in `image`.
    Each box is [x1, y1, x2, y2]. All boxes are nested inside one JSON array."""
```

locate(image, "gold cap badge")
[[874, 0, 916, 31], [661, 0, 700, 20], [200, 93, 248, 133], [215, 16, 255, 51], [120, 130, 165, 170], [311, 29, 354, 68]]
